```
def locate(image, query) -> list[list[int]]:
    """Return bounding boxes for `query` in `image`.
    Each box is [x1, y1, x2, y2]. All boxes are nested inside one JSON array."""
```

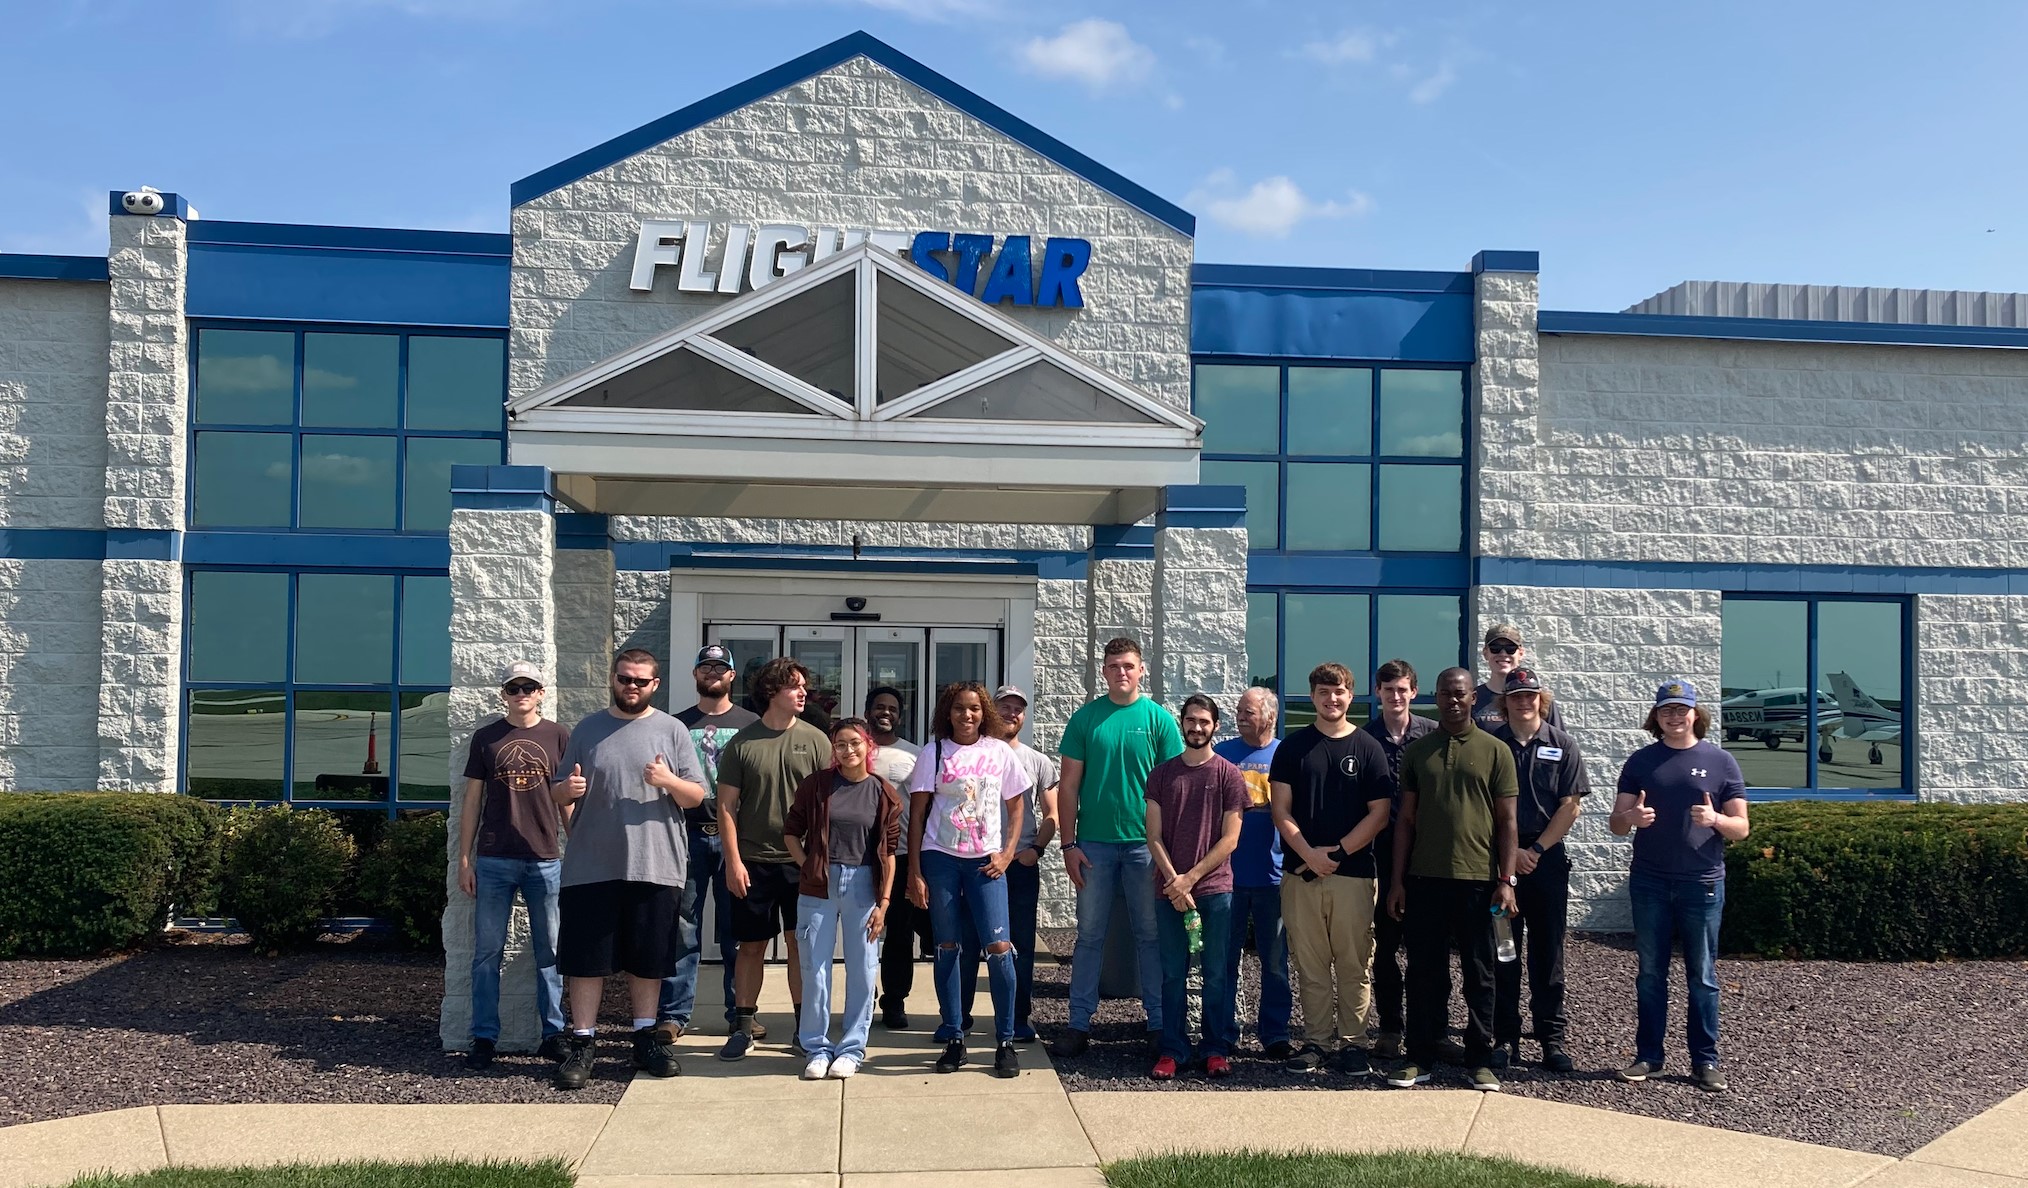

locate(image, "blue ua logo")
[[1691, 768, 1708, 778]]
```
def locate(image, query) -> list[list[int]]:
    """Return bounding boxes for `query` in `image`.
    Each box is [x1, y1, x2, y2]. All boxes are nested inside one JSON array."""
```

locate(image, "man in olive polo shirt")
[[1386, 667, 1519, 1092]]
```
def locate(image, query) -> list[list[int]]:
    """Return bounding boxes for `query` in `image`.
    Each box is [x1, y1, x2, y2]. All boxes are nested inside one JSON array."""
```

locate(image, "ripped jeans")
[[918, 848, 1016, 1046]]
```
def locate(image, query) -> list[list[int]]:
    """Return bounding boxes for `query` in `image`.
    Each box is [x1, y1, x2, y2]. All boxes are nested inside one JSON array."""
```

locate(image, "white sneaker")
[[826, 1055, 861, 1079], [801, 1053, 832, 1080]]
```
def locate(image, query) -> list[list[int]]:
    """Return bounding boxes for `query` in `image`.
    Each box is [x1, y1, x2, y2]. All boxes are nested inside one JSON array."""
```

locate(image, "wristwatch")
[[1503, 873, 1518, 887], [1527, 842, 1545, 857], [1060, 841, 1081, 852]]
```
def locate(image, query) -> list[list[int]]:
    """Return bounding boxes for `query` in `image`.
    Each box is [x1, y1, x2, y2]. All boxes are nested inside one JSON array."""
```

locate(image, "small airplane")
[[1823, 671, 1901, 766], [1719, 686, 1840, 750]]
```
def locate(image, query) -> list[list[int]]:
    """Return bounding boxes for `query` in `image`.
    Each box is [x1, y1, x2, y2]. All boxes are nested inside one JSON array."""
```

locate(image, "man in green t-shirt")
[[1385, 667, 1519, 1092], [1051, 637, 1185, 1057]]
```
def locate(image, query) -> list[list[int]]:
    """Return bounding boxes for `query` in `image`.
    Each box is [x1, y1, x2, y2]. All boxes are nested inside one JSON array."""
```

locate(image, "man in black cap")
[[1472, 623, 1565, 732]]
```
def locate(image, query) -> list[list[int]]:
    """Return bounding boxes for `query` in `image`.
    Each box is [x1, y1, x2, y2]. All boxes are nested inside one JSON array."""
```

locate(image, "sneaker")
[[827, 1055, 861, 1080], [1469, 1065, 1502, 1092], [632, 1026, 681, 1078], [1693, 1063, 1729, 1093], [1264, 1040, 1295, 1062], [717, 1029, 753, 1062], [464, 1038, 495, 1071], [651, 1021, 685, 1044], [1386, 1061, 1432, 1088], [1284, 1043, 1328, 1072], [1374, 1031, 1403, 1060], [801, 1053, 832, 1081], [1541, 1045, 1574, 1074], [881, 1007, 908, 1030], [1488, 1043, 1514, 1071], [1205, 1055, 1232, 1079], [1150, 1056, 1179, 1081], [963, 1014, 976, 1032], [1333, 1046, 1372, 1077], [994, 1042, 1020, 1079], [535, 1034, 570, 1063], [1614, 1059, 1658, 1083], [744, 1014, 768, 1042], [1438, 1038, 1470, 1065], [1013, 1023, 1039, 1044], [555, 1034, 596, 1090], [790, 1034, 807, 1056], [935, 1040, 967, 1073], [1050, 1028, 1090, 1058]]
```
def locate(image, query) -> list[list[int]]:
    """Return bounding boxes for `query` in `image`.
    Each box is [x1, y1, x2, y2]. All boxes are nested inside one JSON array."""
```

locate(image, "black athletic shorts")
[[557, 879, 685, 979], [730, 861, 803, 943]]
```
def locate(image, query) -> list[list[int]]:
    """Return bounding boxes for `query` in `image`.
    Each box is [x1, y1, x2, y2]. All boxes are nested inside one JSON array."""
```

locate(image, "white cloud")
[[1408, 60, 1459, 104], [1019, 19, 1155, 91], [1186, 170, 1373, 239], [1299, 29, 1391, 66], [1300, 27, 1468, 105]]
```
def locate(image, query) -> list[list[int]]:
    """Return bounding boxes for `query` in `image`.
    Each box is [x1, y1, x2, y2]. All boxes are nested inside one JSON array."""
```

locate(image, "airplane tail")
[[1827, 671, 1887, 716]]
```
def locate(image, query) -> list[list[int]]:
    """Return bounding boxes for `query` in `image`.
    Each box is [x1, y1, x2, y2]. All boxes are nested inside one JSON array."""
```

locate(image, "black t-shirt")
[[826, 774, 882, 868], [1266, 725, 1393, 878], [462, 718, 571, 860], [1493, 721, 1592, 838], [676, 703, 759, 826], [1358, 714, 1439, 815]]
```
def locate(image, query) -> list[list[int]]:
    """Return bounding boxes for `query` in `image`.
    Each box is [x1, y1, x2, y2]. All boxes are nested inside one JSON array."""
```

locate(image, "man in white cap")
[[1473, 623, 1565, 732]]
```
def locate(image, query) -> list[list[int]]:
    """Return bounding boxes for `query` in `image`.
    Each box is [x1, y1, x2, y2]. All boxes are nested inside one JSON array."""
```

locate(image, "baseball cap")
[[1483, 622, 1524, 647], [1653, 678, 1699, 708], [994, 684, 1030, 706], [1503, 667, 1544, 694], [693, 644, 734, 669], [499, 661, 544, 688]]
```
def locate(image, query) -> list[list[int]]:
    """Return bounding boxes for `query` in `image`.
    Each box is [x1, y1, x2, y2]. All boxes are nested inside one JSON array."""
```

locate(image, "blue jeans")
[[961, 858, 1039, 1032], [1156, 891, 1236, 1061], [1631, 871, 1726, 1068], [1068, 840, 1163, 1032], [1224, 884, 1292, 1048], [470, 855, 564, 1042], [920, 849, 1015, 1045], [659, 824, 736, 1028], [796, 863, 880, 1061]]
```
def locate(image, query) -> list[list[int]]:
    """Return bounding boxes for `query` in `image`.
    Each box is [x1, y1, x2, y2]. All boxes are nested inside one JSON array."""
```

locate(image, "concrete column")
[[1915, 594, 2028, 804], [1470, 257, 1542, 557], [1088, 524, 1157, 670], [97, 199, 190, 790], [1031, 572, 1089, 932], [552, 515, 615, 727], [439, 466, 558, 1052], [1150, 485, 1249, 713]]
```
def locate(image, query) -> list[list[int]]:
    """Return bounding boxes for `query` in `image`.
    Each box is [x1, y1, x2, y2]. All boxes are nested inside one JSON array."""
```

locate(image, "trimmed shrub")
[[0, 793, 225, 958], [221, 805, 356, 953], [1722, 801, 2028, 960], [357, 813, 449, 950]]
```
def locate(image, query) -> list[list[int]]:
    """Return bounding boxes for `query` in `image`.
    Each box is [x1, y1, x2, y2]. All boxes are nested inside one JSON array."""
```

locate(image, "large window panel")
[[296, 574, 395, 685], [1284, 463, 1370, 551], [397, 692, 452, 801], [1379, 369, 1465, 457], [184, 689, 286, 798], [1719, 599, 1811, 789], [195, 329, 294, 425], [1246, 592, 1278, 691], [299, 434, 398, 530], [301, 333, 399, 428], [291, 691, 394, 800], [1375, 594, 1463, 694], [1284, 593, 1369, 695], [1202, 460, 1279, 550], [188, 572, 290, 683], [1817, 601, 1904, 789], [1193, 364, 1280, 455], [1286, 367, 1372, 456], [192, 431, 293, 528], [400, 576, 453, 687], [406, 336, 505, 431], [403, 437, 502, 531], [1377, 464, 1463, 552]]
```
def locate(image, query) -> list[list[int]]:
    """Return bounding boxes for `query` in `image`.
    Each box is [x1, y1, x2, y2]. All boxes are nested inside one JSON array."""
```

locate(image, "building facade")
[[4, 34, 2026, 1049]]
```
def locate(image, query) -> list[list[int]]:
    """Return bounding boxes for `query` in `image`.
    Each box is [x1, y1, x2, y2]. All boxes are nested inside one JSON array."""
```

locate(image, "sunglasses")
[[502, 682, 542, 695], [614, 675, 656, 688], [1487, 642, 1520, 655]]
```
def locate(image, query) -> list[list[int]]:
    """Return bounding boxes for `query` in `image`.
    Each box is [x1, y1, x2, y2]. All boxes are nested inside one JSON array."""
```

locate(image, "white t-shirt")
[[909, 735, 1031, 859], [870, 737, 919, 853]]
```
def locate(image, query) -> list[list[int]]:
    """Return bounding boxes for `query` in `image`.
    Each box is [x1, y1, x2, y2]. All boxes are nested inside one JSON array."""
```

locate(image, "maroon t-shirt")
[[1144, 754, 1251, 896], [463, 718, 571, 860]]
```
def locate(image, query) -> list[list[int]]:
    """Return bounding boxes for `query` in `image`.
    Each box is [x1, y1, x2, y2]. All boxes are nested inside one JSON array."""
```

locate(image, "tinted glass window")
[[1720, 599, 1810, 789], [296, 573, 395, 685], [195, 329, 294, 425], [403, 437, 501, 531], [400, 576, 453, 687], [1377, 465, 1463, 552], [299, 434, 398, 530], [1379, 369, 1464, 457], [1246, 592, 1278, 691], [1193, 364, 1279, 455], [1284, 463, 1370, 551], [291, 691, 394, 800], [187, 571, 290, 683], [1375, 594, 1462, 696], [185, 689, 286, 797], [398, 692, 452, 801], [1818, 601, 1904, 790], [1286, 367, 1372, 456], [406, 337, 505, 431], [1201, 460, 1279, 550], [1284, 592, 1369, 695], [192, 432, 292, 528], [301, 333, 399, 428]]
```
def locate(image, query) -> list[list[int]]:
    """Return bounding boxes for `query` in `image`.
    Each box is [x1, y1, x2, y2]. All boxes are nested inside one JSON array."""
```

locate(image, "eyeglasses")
[[1487, 642, 1520, 655], [695, 664, 731, 675], [502, 683, 541, 695], [614, 675, 656, 688]]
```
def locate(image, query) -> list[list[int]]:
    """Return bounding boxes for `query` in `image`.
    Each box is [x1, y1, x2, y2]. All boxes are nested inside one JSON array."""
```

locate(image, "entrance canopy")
[[507, 242, 1201, 525]]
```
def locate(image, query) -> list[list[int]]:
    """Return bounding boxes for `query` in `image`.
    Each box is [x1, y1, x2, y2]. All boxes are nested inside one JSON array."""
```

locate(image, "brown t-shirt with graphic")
[[463, 718, 571, 860]]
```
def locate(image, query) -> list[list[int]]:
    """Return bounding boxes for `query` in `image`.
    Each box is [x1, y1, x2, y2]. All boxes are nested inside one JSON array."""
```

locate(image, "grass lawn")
[[1104, 1149, 1636, 1188], [67, 1160, 573, 1188]]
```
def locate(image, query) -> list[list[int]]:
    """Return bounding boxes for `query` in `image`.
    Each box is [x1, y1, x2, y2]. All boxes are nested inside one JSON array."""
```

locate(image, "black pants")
[[879, 888, 936, 1012], [1495, 842, 1571, 1048], [1405, 875, 1496, 1067], [1372, 829, 1406, 1035]]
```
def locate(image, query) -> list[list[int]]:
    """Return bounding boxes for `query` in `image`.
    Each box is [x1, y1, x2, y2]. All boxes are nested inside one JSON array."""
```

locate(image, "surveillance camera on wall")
[[122, 187, 165, 216]]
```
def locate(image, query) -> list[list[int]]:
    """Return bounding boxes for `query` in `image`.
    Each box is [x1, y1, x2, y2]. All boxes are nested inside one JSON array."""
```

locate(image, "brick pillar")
[[1150, 485, 1249, 713]]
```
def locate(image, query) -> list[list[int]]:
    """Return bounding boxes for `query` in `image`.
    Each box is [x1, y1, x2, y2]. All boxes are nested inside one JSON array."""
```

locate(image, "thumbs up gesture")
[[645, 753, 672, 789], [1689, 791, 1718, 828], [564, 762, 587, 799], [1632, 789, 1657, 829]]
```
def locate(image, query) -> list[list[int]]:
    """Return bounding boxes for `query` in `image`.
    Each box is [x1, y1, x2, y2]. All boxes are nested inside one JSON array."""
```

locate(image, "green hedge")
[[357, 813, 448, 950], [1722, 801, 2028, 960], [220, 805, 356, 953], [0, 793, 224, 958]]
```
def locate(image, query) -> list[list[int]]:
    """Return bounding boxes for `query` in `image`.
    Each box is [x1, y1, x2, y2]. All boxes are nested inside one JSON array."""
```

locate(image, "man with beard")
[[867, 685, 932, 1028], [551, 649, 709, 1089], [657, 645, 758, 1039]]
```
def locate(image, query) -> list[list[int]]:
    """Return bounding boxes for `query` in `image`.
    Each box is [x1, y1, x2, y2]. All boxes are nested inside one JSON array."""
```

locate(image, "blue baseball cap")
[[1653, 678, 1698, 708]]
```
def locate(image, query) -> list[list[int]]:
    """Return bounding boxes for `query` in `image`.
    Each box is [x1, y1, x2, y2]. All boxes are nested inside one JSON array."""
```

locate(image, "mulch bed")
[[1032, 929, 2028, 1157]]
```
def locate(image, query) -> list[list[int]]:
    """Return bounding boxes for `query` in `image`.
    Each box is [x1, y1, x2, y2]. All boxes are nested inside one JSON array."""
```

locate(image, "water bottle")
[[1184, 908, 1203, 954], [1492, 907, 1517, 963]]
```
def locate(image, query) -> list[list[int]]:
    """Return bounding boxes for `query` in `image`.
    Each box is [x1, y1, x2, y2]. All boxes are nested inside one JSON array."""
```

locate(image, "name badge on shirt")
[[1538, 747, 1564, 762]]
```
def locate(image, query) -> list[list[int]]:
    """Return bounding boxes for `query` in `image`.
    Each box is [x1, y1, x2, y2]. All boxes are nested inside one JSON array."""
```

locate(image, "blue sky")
[[3, 0, 2024, 310]]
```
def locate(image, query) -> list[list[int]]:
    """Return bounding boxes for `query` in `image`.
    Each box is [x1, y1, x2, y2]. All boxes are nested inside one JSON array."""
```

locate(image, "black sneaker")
[[536, 1034, 570, 1063], [1050, 1028, 1089, 1058], [632, 1026, 681, 1078], [881, 1007, 908, 1029], [993, 1042, 1020, 1079], [1614, 1058, 1658, 1083], [1285, 1043, 1328, 1072], [1541, 1045, 1574, 1074], [718, 1028, 753, 1062], [464, 1038, 495, 1071], [1333, 1046, 1372, 1077], [1438, 1038, 1470, 1065], [1693, 1063, 1729, 1093], [1488, 1042, 1515, 1070], [555, 1034, 596, 1090], [935, 1040, 967, 1073], [1264, 1040, 1295, 1062]]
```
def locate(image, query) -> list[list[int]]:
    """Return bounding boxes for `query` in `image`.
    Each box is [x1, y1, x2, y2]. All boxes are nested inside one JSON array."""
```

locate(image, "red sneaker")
[[1150, 1056, 1178, 1081], [1205, 1055, 1232, 1079]]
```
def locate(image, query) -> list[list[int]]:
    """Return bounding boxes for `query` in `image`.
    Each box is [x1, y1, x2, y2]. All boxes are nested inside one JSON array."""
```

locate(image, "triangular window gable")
[[514, 242, 1198, 437]]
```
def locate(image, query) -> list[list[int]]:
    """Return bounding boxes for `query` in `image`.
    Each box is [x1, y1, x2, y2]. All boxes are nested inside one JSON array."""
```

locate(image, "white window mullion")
[[854, 257, 878, 419], [872, 346, 1041, 421], [688, 335, 852, 418]]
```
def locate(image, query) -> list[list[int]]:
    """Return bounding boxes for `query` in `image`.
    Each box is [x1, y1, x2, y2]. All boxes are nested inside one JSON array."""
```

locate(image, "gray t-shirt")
[[558, 708, 706, 889], [827, 773, 883, 869], [871, 736, 918, 853], [1010, 740, 1057, 850]]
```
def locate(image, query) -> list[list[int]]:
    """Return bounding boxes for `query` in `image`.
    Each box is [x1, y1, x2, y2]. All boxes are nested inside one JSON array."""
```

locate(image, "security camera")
[[845, 596, 868, 612], [122, 187, 165, 216]]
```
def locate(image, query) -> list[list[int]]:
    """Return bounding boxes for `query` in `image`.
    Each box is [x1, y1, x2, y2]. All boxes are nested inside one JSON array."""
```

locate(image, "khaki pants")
[[1279, 874, 1377, 1051]]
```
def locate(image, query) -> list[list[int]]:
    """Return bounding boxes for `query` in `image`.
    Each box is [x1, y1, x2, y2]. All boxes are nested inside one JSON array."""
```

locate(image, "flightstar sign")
[[629, 219, 1092, 309]]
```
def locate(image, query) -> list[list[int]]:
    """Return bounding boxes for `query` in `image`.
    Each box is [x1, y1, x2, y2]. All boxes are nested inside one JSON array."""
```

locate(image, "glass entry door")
[[704, 623, 1000, 743]]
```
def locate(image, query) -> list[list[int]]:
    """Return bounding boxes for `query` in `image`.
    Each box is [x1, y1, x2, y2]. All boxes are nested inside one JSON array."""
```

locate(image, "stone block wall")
[[0, 560, 104, 789], [1151, 525, 1247, 713], [1472, 269, 1539, 558], [1916, 595, 2028, 804], [551, 547, 615, 727]]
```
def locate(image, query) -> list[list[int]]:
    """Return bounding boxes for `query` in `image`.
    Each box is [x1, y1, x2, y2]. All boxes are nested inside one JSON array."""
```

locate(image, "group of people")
[[456, 624, 1749, 1094]]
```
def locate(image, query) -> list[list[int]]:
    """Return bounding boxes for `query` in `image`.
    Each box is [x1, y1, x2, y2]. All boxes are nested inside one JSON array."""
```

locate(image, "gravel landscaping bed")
[[0, 932, 633, 1126], [1032, 929, 2028, 1157]]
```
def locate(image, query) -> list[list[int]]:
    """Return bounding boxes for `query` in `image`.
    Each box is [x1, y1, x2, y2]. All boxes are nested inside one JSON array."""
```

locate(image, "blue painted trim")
[[1538, 309, 2028, 351], [555, 513, 611, 550], [1476, 556, 2028, 595], [0, 528, 109, 560], [1744, 789, 1918, 803], [1249, 553, 1471, 589], [107, 190, 193, 220], [0, 253, 109, 282], [1191, 264, 1471, 295], [453, 493, 553, 512], [105, 530, 182, 561], [1157, 484, 1246, 530], [1471, 250, 1539, 274], [1092, 524, 1158, 560], [610, 538, 1086, 578], [187, 221, 510, 257], [509, 31, 1194, 237], [181, 531, 452, 569], [450, 464, 557, 511]]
